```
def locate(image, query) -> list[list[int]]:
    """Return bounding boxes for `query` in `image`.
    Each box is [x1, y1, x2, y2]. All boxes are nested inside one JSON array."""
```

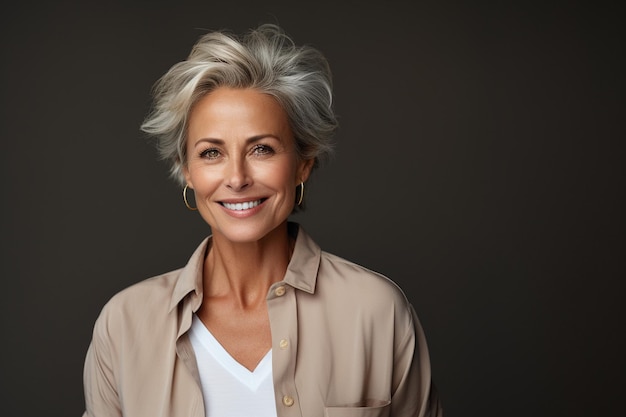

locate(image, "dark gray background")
[[1, 0, 624, 416]]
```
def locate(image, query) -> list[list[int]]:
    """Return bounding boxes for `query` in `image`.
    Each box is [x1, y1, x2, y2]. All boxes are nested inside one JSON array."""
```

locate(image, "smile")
[[221, 199, 263, 211]]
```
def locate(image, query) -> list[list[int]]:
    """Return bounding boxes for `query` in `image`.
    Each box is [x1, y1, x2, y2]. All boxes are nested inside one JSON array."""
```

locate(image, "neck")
[[203, 222, 293, 308]]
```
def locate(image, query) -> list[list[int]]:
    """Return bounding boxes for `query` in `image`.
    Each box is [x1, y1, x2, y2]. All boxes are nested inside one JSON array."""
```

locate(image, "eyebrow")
[[193, 134, 280, 147]]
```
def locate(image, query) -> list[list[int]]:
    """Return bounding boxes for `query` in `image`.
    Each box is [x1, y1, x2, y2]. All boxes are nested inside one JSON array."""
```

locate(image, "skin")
[[184, 87, 313, 371]]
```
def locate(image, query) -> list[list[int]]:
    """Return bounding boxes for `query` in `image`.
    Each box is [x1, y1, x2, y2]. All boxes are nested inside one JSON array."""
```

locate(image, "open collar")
[[168, 222, 321, 314]]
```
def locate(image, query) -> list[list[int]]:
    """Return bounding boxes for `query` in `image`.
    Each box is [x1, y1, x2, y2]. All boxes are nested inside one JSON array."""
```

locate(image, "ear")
[[297, 158, 315, 183]]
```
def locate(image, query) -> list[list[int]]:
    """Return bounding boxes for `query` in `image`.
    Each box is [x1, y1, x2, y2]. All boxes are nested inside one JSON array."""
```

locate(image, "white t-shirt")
[[188, 314, 277, 417]]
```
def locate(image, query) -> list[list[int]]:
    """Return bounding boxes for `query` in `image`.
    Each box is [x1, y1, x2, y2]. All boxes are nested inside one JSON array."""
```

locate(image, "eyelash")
[[252, 144, 274, 155], [198, 144, 275, 159], [199, 148, 220, 159]]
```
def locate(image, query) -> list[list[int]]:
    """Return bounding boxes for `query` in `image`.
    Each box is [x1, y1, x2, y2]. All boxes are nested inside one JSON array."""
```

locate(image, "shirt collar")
[[283, 222, 320, 294], [168, 237, 209, 313], [168, 222, 321, 312]]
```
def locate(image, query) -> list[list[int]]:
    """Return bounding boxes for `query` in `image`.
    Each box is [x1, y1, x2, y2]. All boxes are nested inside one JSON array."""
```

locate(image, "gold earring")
[[297, 181, 304, 206], [183, 185, 198, 211]]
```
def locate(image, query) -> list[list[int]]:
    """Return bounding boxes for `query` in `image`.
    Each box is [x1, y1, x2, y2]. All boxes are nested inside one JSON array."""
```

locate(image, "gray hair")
[[140, 23, 338, 185]]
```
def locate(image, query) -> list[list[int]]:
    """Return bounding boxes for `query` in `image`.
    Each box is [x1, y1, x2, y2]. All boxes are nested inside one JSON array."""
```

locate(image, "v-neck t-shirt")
[[189, 314, 277, 417]]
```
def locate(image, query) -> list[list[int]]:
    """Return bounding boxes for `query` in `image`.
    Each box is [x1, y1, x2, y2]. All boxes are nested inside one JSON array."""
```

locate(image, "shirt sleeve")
[[390, 303, 443, 417], [82, 311, 123, 417]]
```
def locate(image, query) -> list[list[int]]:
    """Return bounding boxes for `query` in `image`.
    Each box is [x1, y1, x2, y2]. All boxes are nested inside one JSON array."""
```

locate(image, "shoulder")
[[319, 251, 407, 296], [85, 268, 191, 386], [317, 251, 413, 316], [93, 269, 183, 334], [303, 251, 419, 349], [292, 224, 410, 309], [107, 269, 181, 309], [92, 237, 208, 328]]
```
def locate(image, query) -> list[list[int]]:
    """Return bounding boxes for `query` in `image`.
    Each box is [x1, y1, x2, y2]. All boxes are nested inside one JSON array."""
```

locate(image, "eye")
[[252, 144, 274, 156], [199, 148, 220, 159]]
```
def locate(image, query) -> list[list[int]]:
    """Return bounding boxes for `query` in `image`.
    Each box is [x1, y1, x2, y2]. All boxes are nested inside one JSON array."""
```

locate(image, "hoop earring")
[[183, 185, 198, 211], [296, 181, 305, 206]]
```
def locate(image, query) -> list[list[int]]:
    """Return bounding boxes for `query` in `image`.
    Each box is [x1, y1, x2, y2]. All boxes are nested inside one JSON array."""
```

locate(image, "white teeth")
[[223, 200, 262, 211]]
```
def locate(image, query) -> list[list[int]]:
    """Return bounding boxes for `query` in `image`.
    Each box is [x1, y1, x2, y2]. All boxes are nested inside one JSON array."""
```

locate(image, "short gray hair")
[[140, 23, 338, 185]]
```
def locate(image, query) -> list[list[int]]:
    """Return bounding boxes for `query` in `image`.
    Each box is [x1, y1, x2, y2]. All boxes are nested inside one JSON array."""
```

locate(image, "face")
[[184, 87, 313, 244]]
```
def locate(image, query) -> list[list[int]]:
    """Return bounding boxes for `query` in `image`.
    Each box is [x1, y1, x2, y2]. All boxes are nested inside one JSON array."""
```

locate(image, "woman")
[[83, 23, 442, 417]]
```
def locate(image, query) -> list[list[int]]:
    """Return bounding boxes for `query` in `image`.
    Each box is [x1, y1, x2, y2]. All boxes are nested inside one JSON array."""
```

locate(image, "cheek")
[[187, 167, 220, 192], [264, 163, 297, 189]]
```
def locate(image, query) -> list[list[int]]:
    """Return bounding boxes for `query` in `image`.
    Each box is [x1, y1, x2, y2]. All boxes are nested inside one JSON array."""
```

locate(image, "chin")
[[213, 222, 285, 244]]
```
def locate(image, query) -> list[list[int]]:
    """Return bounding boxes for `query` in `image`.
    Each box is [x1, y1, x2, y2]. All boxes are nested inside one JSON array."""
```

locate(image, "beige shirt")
[[83, 223, 442, 417]]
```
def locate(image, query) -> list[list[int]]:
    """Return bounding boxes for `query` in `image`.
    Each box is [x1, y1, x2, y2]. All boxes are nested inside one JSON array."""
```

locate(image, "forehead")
[[187, 87, 291, 140]]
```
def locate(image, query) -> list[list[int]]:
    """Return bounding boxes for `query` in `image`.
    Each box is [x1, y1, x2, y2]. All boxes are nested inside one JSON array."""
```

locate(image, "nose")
[[225, 157, 251, 191]]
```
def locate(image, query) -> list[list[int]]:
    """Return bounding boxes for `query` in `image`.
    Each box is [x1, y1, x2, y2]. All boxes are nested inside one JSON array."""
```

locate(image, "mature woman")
[[82, 24, 442, 417]]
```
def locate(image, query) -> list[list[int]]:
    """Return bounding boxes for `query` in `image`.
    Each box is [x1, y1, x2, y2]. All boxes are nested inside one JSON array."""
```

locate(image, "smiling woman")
[[82, 23, 442, 417]]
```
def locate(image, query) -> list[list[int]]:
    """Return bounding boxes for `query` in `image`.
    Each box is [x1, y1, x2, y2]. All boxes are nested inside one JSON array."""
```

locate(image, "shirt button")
[[279, 339, 289, 349], [282, 395, 294, 407], [275, 286, 286, 296]]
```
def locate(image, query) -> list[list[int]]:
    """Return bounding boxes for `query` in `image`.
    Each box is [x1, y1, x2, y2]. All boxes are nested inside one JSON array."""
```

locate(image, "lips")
[[221, 199, 263, 211]]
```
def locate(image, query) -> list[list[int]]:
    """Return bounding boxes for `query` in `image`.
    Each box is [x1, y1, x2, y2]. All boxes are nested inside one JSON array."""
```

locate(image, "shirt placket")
[[267, 282, 302, 417], [175, 297, 206, 417]]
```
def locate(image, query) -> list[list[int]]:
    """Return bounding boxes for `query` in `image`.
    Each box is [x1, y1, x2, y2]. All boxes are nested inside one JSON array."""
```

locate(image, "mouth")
[[220, 199, 265, 211]]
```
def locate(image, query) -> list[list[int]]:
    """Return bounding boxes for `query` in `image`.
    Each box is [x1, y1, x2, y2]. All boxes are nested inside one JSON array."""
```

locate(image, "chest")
[[196, 300, 272, 371]]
